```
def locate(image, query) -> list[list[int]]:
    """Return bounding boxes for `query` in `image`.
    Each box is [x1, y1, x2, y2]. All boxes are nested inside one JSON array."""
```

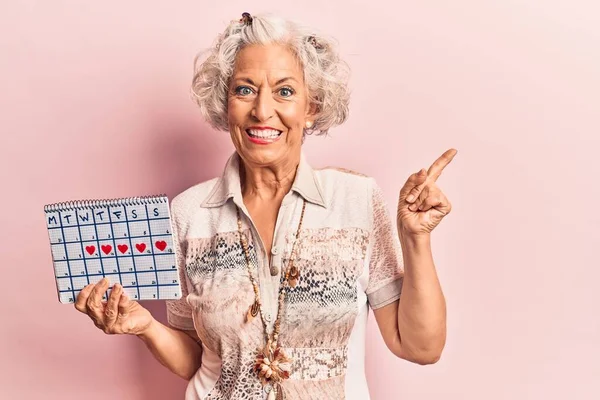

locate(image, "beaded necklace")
[[235, 199, 306, 400]]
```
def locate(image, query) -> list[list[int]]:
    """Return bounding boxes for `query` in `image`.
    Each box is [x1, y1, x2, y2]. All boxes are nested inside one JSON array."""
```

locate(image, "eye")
[[278, 87, 295, 97], [234, 86, 254, 96]]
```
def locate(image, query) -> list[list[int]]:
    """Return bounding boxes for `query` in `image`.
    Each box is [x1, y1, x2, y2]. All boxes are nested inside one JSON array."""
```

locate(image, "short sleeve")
[[365, 179, 405, 309], [165, 207, 195, 331]]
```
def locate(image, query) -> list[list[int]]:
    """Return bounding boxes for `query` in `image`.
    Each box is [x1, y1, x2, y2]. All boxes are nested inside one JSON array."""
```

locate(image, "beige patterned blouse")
[[166, 152, 404, 400]]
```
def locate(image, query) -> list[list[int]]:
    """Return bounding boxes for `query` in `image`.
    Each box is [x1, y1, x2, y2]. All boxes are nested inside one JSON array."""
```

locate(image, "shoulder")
[[315, 166, 377, 195], [313, 167, 382, 227], [317, 166, 369, 177], [314, 166, 391, 225], [170, 177, 220, 221]]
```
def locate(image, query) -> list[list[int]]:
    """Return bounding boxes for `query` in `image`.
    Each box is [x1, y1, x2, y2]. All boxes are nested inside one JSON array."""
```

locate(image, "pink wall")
[[2, 1, 599, 399]]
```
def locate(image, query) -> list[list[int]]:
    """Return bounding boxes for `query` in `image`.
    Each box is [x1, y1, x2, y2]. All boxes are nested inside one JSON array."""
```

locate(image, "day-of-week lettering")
[[49, 207, 162, 225]]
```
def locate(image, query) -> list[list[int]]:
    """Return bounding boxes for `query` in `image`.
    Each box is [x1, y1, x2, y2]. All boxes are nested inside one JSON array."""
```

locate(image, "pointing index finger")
[[427, 148, 457, 181]]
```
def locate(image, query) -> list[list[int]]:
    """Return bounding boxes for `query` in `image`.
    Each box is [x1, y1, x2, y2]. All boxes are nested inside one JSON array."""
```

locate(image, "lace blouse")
[[166, 152, 404, 400]]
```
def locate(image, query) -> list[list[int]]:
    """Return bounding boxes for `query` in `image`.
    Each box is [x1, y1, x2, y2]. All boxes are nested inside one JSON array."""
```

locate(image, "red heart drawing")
[[101, 245, 112, 255], [155, 240, 167, 251], [85, 246, 96, 255], [117, 244, 128, 254], [135, 243, 146, 253]]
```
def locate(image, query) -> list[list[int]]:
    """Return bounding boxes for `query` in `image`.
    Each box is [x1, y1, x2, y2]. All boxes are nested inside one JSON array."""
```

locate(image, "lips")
[[245, 128, 283, 144]]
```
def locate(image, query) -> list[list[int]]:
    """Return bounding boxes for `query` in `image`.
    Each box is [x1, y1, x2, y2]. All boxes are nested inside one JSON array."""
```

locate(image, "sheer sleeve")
[[365, 179, 405, 309], [165, 206, 195, 331]]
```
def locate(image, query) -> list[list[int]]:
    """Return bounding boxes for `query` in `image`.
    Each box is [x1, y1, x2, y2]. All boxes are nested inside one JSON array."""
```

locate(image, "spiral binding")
[[44, 194, 168, 213]]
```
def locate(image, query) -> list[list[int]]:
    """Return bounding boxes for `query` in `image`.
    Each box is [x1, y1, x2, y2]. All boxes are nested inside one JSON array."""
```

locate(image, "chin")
[[240, 146, 289, 167]]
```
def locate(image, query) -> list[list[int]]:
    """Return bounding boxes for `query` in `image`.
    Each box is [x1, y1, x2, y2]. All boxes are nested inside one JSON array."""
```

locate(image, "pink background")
[[2, 1, 599, 399]]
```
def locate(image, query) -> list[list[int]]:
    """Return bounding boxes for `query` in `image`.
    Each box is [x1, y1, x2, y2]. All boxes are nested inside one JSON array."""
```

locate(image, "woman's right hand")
[[75, 277, 154, 336]]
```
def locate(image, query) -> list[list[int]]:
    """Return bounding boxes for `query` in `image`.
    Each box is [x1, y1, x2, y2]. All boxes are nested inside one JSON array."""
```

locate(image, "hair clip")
[[307, 35, 324, 50], [240, 12, 253, 26]]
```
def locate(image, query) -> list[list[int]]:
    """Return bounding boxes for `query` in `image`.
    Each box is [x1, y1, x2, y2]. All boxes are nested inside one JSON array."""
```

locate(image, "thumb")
[[400, 168, 428, 201]]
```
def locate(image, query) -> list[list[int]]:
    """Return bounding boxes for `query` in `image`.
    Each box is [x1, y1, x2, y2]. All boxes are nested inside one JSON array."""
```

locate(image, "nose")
[[251, 89, 275, 121]]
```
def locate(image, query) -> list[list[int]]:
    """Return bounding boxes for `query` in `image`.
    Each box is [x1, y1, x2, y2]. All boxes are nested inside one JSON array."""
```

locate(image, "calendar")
[[44, 195, 182, 303]]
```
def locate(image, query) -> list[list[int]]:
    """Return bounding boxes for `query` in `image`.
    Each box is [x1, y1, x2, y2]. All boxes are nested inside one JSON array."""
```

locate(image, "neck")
[[240, 153, 300, 201]]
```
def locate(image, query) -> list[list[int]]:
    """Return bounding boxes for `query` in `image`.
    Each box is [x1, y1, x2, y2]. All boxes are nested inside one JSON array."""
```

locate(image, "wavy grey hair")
[[190, 13, 351, 136]]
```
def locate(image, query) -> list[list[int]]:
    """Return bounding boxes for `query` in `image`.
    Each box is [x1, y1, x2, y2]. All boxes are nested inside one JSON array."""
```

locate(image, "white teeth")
[[247, 129, 281, 138]]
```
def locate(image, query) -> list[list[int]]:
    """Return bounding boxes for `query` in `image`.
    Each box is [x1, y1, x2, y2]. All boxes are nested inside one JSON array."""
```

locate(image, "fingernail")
[[409, 204, 417, 211], [407, 195, 415, 202]]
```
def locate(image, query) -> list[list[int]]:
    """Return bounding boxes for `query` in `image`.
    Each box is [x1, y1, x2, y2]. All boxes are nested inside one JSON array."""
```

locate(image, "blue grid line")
[[104, 207, 123, 287], [88, 210, 105, 287], [56, 268, 176, 278], [59, 283, 179, 293], [51, 253, 175, 263], [57, 211, 75, 302], [122, 205, 141, 300], [145, 204, 160, 298], [46, 232, 173, 245], [72, 214, 90, 285], [47, 216, 171, 229]]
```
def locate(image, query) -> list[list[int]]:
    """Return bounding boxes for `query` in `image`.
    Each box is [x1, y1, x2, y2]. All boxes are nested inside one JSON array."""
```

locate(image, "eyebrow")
[[236, 77, 299, 86]]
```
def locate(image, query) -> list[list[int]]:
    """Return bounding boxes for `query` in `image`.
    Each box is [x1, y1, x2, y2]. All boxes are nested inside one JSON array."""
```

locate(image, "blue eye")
[[235, 86, 253, 96], [279, 87, 294, 97]]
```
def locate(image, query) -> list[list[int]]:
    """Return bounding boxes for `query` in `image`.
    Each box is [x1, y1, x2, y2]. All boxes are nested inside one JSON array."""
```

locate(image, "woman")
[[74, 12, 455, 400]]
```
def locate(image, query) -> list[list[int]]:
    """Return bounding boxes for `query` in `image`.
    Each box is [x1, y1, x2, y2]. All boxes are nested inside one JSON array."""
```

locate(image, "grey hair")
[[190, 13, 351, 136]]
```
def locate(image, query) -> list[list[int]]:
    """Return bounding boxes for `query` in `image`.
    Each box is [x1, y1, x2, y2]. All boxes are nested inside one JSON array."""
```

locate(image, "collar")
[[200, 151, 327, 208]]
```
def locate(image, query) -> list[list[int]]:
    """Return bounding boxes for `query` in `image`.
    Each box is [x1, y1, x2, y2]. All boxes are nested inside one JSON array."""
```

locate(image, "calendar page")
[[44, 195, 182, 303]]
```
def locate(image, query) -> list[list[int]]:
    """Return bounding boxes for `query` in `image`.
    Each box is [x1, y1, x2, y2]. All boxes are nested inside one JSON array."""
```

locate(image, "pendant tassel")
[[275, 383, 285, 400], [267, 383, 285, 400], [288, 265, 299, 288], [246, 300, 259, 323]]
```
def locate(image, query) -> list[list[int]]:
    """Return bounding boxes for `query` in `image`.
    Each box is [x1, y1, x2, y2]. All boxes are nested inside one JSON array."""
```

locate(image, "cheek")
[[227, 99, 243, 122], [226, 102, 245, 142], [279, 103, 308, 130]]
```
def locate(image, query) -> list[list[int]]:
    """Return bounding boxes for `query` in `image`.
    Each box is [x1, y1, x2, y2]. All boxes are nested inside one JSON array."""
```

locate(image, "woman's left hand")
[[397, 148, 457, 236]]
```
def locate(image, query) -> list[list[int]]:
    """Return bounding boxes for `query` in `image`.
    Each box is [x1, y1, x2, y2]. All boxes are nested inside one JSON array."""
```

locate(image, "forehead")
[[232, 44, 303, 81]]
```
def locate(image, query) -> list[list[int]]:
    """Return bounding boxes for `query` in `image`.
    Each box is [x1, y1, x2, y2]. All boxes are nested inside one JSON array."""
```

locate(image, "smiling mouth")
[[245, 128, 283, 144]]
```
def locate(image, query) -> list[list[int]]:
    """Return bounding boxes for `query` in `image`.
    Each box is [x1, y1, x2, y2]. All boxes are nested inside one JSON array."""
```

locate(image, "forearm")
[[397, 230, 446, 362], [137, 318, 203, 380]]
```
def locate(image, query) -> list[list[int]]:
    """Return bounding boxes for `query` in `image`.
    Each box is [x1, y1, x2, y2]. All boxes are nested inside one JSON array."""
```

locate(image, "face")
[[227, 43, 314, 169]]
